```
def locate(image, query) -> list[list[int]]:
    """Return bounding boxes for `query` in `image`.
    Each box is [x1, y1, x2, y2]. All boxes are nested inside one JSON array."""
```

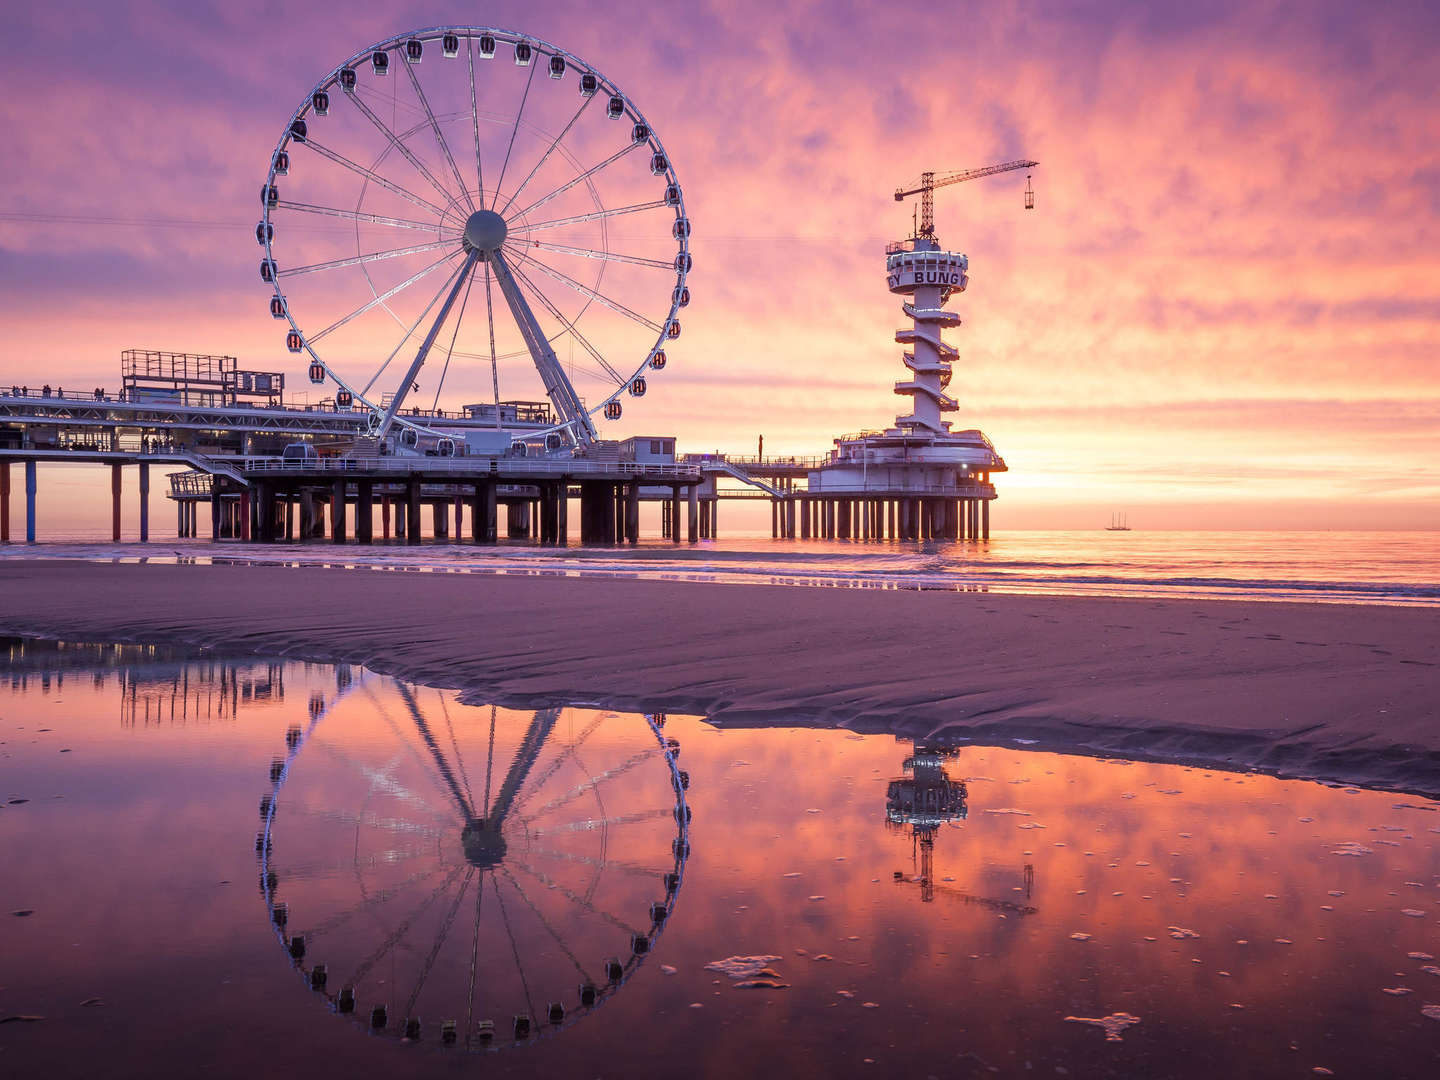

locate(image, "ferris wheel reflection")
[[257, 674, 690, 1050]]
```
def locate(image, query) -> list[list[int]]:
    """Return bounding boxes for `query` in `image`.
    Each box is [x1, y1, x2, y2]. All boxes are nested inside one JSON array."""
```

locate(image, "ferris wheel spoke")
[[498, 866, 595, 984], [439, 696, 477, 813], [525, 845, 673, 879], [481, 265, 503, 426], [371, 690, 473, 824], [467, 37, 485, 198], [516, 747, 661, 826], [482, 706, 497, 817], [300, 863, 448, 940], [533, 807, 672, 836], [509, 859, 643, 938], [508, 713, 609, 815], [360, 256, 467, 397], [403, 61, 476, 214], [346, 90, 462, 211], [497, 93, 596, 218], [520, 238, 675, 270], [508, 249, 664, 333], [271, 844, 436, 886], [507, 142, 643, 223], [377, 249, 481, 440], [308, 251, 457, 344], [507, 261, 626, 384], [493, 873, 540, 1027], [275, 199, 453, 234], [282, 802, 447, 838], [490, 58, 538, 211], [465, 866, 485, 1049], [513, 199, 669, 234], [344, 863, 469, 990], [400, 682, 478, 824], [277, 237, 458, 278], [302, 138, 450, 219], [401, 868, 474, 1022], [430, 267, 475, 412]]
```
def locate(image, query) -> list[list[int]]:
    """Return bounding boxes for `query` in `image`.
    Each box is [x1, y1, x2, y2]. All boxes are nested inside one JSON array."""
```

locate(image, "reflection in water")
[[3, 637, 284, 725], [885, 738, 1035, 913], [258, 677, 689, 1050], [4, 643, 1440, 1079]]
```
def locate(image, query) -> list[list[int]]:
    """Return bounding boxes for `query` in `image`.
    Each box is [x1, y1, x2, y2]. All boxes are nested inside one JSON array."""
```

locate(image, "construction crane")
[[894, 159, 1039, 238]]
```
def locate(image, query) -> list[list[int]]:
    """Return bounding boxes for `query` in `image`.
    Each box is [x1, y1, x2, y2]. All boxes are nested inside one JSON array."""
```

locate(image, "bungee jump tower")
[[777, 160, 1035, 542]]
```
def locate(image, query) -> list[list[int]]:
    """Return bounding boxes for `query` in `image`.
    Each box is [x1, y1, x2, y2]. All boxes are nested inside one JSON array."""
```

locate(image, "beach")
[[2, 558, 1436, 795]]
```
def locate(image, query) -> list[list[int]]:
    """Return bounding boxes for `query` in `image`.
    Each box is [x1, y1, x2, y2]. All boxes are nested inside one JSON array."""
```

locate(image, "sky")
[[1, 0, 1438, 531]]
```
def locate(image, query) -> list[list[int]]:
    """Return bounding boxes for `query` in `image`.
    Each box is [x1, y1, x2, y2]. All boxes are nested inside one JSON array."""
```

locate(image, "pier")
[[0, 205, 1007, 546]]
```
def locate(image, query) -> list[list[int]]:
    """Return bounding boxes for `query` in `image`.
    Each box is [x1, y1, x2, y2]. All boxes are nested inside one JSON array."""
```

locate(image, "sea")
[[5, 530, 1439, 606]]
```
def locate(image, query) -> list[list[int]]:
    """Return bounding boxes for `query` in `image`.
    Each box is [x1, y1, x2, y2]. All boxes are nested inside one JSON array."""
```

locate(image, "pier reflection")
[[2, 636, 284, 725], [258, 679, 689, 1051]]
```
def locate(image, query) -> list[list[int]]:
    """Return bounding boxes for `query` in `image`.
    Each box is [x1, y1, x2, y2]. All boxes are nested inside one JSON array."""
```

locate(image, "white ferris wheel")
[[258, 27, 691, 449]]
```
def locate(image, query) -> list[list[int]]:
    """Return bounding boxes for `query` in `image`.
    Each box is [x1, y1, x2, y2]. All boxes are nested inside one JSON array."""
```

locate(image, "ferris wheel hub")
[[460, 820, 508, 867], [462, 209, 509, 253]]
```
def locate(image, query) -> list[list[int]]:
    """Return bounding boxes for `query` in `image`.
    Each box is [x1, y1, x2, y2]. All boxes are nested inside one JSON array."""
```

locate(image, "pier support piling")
[[406, 478, 421, 544], [134, 471, 156, 544], [356, 481, 373, 543], [110, 463, 122, 542], [1, 461, 11, 543], [332, 480, 348, 543]]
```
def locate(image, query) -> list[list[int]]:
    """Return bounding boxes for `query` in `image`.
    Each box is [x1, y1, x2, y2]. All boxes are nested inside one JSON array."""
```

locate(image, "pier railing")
[[233, 456, 702, 480]]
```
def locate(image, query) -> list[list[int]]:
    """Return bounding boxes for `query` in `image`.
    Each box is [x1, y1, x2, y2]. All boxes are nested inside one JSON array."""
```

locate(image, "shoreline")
[[0, 538, 1436, 608], [2, 559, 1438, 796]]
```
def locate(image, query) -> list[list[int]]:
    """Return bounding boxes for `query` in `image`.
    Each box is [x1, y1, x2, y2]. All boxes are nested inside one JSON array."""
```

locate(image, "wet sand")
[[1, 559, 1437, 794]]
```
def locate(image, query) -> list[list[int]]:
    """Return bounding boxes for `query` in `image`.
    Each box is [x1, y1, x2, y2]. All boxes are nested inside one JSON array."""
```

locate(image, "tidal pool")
[[2, 638, 1438, 1078]]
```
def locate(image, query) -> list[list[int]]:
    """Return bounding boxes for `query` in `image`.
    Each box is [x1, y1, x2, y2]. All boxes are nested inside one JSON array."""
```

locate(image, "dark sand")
[[2, 559, 1437, 793]]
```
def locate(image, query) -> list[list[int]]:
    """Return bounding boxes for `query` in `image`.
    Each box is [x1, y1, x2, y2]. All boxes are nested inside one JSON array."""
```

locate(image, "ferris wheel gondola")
[[259, 26, 690, 449]]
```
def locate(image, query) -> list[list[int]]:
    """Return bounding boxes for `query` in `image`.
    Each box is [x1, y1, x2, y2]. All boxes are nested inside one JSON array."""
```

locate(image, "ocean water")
[[6, 530, 1439, 606], [3, 641, 1439, 1079]]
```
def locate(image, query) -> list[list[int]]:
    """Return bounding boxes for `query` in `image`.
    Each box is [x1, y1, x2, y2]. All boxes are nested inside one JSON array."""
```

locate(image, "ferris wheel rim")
[[259, 25, 691, 443]]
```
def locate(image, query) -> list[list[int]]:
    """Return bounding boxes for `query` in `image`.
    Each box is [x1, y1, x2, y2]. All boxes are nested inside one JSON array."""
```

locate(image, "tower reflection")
[[886, 738, 1035, 914]]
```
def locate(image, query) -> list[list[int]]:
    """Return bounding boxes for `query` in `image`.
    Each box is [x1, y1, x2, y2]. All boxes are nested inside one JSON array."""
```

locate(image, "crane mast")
[[895, 159, 1038, 238]]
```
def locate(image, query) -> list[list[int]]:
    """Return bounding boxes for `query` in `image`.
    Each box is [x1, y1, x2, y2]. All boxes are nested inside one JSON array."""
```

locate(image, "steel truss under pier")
[[166, 458, 706, 546]]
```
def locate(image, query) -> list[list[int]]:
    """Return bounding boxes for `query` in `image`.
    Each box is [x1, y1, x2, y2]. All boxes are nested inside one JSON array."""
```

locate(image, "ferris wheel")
[[258, 677, 691, 1050], [258, 27, 691, 448]]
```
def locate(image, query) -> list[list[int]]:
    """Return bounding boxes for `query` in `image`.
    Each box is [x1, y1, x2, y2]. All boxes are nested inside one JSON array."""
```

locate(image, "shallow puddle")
[[2, 638, 1439, 1078]]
